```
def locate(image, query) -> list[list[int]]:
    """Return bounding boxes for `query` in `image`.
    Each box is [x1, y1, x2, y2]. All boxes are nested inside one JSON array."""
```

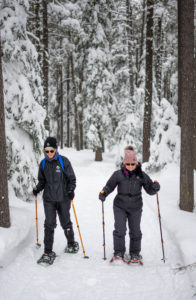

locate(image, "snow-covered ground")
[[0, 148, 196, 300]]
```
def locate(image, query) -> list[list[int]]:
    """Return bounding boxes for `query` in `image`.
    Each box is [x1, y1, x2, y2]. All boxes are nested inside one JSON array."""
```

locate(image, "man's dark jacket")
[[35, 155, 76, 202], [102, 163, 159, 210]]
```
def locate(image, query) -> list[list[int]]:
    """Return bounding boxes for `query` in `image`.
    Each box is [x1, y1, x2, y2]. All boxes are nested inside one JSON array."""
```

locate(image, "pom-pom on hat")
[[123, 149, 138, 164], [44, 137, 57, 149]]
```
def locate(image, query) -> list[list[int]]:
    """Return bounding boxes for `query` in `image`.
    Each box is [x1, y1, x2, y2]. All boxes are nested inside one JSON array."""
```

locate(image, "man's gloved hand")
[[99, 190, 106, 202], [68, 191, 75, 200], [33, 188, 39, 196], [153, 180, 160, 192]]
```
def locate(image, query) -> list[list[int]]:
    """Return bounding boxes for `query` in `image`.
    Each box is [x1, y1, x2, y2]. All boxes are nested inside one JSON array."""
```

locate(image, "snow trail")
[[0, 150, 195, 300]]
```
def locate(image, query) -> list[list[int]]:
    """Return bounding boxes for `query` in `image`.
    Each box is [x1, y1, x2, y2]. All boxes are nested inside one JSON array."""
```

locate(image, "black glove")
[[33, 188, 39, 196], [68, 191, 75, 200], [99, 190, 106, 202], [153, 181, 160, 192]]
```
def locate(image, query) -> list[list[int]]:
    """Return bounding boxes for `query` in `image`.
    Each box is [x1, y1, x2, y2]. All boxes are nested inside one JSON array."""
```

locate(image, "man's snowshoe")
[[64, 241, 79, 254], [37, 251, 56, 266], [125, 253, 143, 265]]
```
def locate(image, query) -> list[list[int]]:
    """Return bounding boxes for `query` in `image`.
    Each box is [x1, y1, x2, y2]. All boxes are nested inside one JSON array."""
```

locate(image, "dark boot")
[[64, 227, 75, 246], [64, 241, 79, 253], [64, 227, 79, 253]]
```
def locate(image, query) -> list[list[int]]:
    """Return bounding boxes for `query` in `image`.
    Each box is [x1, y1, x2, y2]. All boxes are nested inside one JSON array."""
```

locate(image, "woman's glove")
[[99, 190, 106, 202], [33, 187, 39, 196], [153, 181, 160, 192]]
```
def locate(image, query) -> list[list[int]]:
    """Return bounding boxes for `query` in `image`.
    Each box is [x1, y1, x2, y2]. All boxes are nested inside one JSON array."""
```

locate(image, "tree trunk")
[[78, 61, 85, 150], [0, 38, 10, 228], [60, 65, 63, 149], [136, 0, 146, 88], [140, 0, 146, 61], [142, 0, 154, 162], [178, 0, 194, 212], [42, 0, 49, 132], [193, 58, 196, 170], [126, 0, 134, 99], [70, 53, 80, 150], [56, 65, 61, 143], [154, 16, 163, 104], [35, 0, 41, 64], [79, 107, 84, 150], [95, 147, 103, 161], [66, 57, 70, 147]]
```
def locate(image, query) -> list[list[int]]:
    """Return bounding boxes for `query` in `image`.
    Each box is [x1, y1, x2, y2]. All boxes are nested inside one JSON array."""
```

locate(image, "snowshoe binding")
[[126, 253, 143, 265], [110, 253, 127, 264], [37, 251, 56, 266], [64, 241, 79, 254]]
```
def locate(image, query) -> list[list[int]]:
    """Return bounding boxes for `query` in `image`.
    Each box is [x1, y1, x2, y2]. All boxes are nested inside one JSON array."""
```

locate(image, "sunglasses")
[[45, 150, 55, 154], [125, 163, 136, 166]]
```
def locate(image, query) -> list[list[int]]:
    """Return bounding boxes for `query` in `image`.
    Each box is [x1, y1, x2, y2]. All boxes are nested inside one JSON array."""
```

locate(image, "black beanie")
[[44, 137, 57, 149]]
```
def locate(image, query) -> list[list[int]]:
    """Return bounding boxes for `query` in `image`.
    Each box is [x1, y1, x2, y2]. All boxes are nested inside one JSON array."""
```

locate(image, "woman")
[[99, 146, 160, 263], [33, 137, 78, 264]]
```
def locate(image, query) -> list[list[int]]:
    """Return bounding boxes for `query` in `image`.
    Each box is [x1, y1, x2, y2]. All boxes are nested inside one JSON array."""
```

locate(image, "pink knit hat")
[[123, 150, 138, 164]]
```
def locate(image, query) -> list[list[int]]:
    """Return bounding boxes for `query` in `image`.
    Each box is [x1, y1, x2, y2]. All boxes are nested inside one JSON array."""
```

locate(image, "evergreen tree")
[[47, 0, 81, 148], [81, 0, 115, 160], [1, 1, 46, 200]]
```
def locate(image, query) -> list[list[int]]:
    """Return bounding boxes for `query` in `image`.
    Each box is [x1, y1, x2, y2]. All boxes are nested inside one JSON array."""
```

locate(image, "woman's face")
[[45, 147, 56, 159], [124, 162, 137, 172]]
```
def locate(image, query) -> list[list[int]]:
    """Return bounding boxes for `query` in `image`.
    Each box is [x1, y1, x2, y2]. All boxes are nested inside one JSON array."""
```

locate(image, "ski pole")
[[35, 196, 41, 248], [71, 200, 89, 259], [102, 201, 106, 260], [155, 182, 166, 263]]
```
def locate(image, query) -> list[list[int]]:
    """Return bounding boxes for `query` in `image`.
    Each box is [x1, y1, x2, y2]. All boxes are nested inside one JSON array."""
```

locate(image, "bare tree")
[[178, 0, 194, 212], [0, 38, 10, 228], [142, 0, 154, 162]]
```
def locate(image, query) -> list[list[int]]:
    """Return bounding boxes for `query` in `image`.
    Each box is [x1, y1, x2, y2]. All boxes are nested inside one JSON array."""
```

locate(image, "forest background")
[[0, 0, 195, 228]]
